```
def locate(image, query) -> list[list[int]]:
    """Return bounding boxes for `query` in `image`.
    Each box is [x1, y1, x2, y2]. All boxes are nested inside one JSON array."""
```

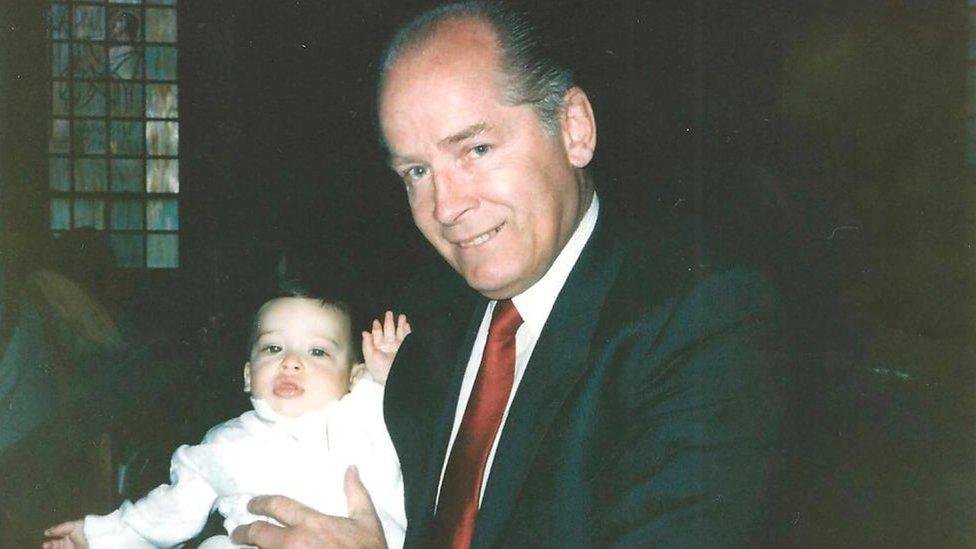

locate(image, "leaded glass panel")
[[73, 120, 106, 154], [75, 159, 107, 192], [112, 199, 144, 230], [146, 198, 178, 230], [146, 121, 178, 156], [50, 120, 70, 153], [73, 198, 105, 229], [50, 158, 71, 191], [73, 81, 107, 116], [146, 83, 177, 118], [146, 234, 178, 268], [111, 121, 144, 155], [111, 159, 143, 192], [146, 159, 178, 193], [111, 82, 143, 116], [51, 198, 71, 230], [72, 5, 105, 40], [146, 46, 177, 80], [145, 9, 177, 43]]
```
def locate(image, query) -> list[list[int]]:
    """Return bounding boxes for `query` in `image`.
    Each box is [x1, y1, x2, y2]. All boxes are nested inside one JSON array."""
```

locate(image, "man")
[[234, 2, 792, 547]]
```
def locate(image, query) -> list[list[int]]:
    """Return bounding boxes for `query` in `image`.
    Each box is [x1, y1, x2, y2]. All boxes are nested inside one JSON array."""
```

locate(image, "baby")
[[43, 289, 410, 548]]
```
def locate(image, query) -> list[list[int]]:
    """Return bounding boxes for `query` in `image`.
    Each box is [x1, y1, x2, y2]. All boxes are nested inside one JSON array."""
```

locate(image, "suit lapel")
[[471, 213, 628, 547], [409, 296, 489, 539]]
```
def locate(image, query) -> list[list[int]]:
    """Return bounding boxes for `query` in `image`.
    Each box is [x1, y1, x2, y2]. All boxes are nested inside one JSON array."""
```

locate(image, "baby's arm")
[[360, 310, 410, 384], [44, 441, 220, 549], [43, 520, 87, 549]]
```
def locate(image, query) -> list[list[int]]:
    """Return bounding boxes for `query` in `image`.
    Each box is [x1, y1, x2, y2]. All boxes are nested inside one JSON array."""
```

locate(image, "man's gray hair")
[[379, 1, 575, 135]]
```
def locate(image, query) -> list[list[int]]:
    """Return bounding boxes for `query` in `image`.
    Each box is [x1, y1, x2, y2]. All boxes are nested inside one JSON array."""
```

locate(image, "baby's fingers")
[[383, 310, 396, 342], [396, 314, 412, 340]]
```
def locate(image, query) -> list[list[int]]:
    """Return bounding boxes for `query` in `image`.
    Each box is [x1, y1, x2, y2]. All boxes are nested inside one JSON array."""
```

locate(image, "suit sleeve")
[[599, 268, 792, 547]]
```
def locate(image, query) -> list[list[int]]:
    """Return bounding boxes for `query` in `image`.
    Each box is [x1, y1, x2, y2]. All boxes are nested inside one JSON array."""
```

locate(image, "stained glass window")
[[47, 1, 179, 269]]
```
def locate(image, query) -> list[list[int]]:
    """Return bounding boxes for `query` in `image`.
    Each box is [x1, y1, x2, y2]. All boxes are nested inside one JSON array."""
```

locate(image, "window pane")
[[110, 81, 143, 116], [146, 46, 177, 80], [145, 9, 176, 42], [110, 233, 143, 267], [111, 199, 143, 229], [74, 198, 106, 229], [51, 198, 70, 230], [146, 234, 178, 268], [72, 81, 107, 116], [49, 4, 70, 39], [110, 0, 143, 4], [111, 159, 143, 191], [146, 198, 178, 230], [110, 121, 144, 155], [50, 119, 70, 153], [73, 120, 106, 154], [52, 43, 70, 78], [75, 158, 107, 191], [146, 121, 178, 156], [146, 159, 178, 192], [109, 46, 141, 79], [146, 83, 177, 118], [109, 8, 142, 43], [71, 44, 96, 78], [72, 5, 106, 40], [50, 158, 71, 191], [52, 81, 70, 115]]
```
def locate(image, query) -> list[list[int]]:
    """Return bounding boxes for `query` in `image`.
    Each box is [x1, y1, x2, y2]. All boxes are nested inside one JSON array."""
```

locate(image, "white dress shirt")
[[437, 193, 600, 508]]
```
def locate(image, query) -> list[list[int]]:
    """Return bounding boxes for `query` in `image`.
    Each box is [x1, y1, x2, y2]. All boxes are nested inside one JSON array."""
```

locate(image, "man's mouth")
[[456, 224, 503, 248], [273, 380, 304, 398]]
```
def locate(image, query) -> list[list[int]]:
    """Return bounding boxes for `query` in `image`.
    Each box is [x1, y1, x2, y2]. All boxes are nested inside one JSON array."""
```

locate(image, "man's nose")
[[280, 353, 304, 372], [432, 169, 476, 225]]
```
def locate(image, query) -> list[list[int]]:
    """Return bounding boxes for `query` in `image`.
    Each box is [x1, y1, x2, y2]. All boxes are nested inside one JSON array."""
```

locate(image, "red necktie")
[[433, 299, 523, 549]]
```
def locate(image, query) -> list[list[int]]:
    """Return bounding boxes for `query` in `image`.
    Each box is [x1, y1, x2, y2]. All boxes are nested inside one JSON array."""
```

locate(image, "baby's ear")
[[242, 362, 251, 392], [350, 362, 366, 382]]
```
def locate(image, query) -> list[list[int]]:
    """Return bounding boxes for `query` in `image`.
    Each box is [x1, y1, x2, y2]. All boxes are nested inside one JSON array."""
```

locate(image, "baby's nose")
[[281, 353, 304, 371]]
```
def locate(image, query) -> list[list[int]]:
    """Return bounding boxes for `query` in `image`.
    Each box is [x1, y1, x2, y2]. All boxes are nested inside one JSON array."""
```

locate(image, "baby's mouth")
[[273, 380, 304, 398]]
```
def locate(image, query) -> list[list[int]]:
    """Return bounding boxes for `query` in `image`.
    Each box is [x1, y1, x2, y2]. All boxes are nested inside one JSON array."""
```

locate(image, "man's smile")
[[453, 223, 504, 249]]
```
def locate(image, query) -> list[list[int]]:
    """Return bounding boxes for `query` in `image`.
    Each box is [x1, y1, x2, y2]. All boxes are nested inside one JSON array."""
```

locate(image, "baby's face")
[[245, 297, 357, 418]]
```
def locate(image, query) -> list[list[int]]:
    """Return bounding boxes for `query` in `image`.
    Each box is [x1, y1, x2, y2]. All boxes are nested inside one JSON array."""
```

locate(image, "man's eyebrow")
[[439, 122, 489, 146]]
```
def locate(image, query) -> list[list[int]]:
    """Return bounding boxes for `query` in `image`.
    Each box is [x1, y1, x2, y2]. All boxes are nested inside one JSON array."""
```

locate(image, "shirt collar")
[[511, 192, 599, 337], [250, 397, 336, 441]]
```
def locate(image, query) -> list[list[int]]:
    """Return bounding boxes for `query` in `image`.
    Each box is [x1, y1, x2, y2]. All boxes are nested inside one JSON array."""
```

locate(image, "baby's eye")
[[404, 166, 429, 181], [310, 348, 329, 358], [470, 144, 491, 158], [263, 344, 282, 354]]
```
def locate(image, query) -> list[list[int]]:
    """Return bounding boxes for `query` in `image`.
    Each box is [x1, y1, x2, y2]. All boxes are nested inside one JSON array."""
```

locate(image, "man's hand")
[[231, 466, 387, 549], [361, 311, 411, 384], [42, 520, 88, 549]]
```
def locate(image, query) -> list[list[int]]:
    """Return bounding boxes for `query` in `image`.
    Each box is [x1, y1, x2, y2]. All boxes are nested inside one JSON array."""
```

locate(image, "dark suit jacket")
[[386, 208, 794, 548]]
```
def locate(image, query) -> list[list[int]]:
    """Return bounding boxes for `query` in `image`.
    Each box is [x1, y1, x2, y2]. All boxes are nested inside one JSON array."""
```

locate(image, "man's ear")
[[560, 86, 597, 168], [242, 362, 251, 393]]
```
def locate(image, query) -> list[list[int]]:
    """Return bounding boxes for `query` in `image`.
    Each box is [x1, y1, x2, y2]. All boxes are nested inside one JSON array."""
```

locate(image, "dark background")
[[1, 0, 973, 546]]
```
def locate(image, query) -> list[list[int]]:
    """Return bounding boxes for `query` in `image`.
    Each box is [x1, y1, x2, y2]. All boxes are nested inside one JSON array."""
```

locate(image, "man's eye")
[[404, 166, 428, 180], [310, 348, 328, 358], [471, 144, 491, 157], [263, 345, 282, 354]]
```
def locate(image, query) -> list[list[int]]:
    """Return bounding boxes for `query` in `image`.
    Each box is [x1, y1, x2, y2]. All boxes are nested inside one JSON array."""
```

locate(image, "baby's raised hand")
[[361, 311, 411, 384], [43, 520, 88, 549]]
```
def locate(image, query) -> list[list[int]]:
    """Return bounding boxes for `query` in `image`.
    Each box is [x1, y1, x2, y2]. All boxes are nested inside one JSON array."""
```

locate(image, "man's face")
[[244, 297, 356, 418], [379, 20, 590, 299]]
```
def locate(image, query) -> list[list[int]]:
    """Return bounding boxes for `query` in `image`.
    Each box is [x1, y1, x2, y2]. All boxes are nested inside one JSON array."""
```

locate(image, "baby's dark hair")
[[248, 250, 375, 364]]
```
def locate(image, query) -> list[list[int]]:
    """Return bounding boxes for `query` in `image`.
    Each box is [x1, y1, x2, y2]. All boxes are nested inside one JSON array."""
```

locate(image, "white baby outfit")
[[83, 376, 405, 548]]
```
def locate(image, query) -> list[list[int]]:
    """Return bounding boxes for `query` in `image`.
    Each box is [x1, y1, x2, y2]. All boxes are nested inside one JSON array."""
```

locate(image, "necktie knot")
[[489, 299, 522, 341]]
